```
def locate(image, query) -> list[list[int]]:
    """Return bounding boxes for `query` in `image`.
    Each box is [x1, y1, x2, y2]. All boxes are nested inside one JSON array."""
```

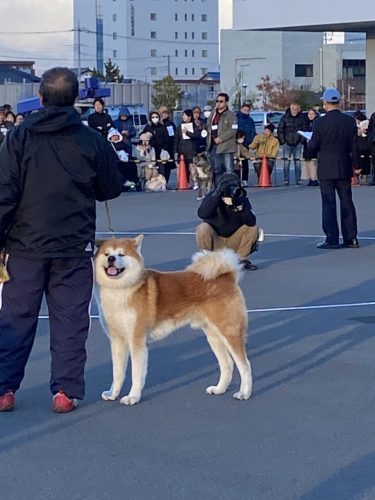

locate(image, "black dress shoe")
[[341, 239, 359, 248], [316, 241, 340, 249]]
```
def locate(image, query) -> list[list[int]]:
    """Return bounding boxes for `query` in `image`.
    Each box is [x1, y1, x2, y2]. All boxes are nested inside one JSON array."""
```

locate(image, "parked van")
[[250, 111, 284, 134]]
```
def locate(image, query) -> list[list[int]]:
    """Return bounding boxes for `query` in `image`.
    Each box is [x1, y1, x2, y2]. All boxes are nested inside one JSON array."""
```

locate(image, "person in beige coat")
[[249, 124, 280, 182]]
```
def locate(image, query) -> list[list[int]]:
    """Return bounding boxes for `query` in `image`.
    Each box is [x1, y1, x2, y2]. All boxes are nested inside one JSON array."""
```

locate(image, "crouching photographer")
[[196, 172, 261, 270]]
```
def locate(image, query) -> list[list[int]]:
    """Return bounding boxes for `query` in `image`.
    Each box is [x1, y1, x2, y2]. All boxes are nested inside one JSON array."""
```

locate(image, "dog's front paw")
[[232, 390, 251, 401], [206, 385, 226, 395], [101, 390, 118, 401], [120, 394, 140, 406]]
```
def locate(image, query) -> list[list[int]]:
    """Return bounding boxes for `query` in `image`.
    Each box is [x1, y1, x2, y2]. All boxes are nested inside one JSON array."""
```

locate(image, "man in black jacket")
[[277, 102, 308, 185], [87, 97, 114, 138], [196, 173, 259, 270], [0, 67, 124, 413], [308, 88, 359, 249]]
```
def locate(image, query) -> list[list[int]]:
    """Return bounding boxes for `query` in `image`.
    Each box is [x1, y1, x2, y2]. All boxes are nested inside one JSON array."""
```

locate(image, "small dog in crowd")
[[95, 236, 252, 406], [193, 152, 213, 200]]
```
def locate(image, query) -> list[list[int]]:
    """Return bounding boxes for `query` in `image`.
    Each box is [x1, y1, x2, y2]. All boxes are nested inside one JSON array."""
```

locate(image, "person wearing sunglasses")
[[206, 93, 238, 186]]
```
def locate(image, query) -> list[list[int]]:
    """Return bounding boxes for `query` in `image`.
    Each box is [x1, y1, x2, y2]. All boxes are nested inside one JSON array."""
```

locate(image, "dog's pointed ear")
[[134, 234, 144, 251]]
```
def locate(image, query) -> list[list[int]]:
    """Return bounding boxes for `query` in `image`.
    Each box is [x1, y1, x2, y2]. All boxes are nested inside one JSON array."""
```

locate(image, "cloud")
[[0, 0, 73, 72]]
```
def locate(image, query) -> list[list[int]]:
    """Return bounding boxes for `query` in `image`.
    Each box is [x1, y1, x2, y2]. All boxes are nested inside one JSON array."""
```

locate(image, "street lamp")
[[347, 85, 355, 110], [242, 83, 248, 103]]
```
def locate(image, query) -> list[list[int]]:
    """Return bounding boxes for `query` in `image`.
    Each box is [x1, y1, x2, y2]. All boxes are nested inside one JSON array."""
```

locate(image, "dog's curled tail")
[[187, 249, 242, 282]]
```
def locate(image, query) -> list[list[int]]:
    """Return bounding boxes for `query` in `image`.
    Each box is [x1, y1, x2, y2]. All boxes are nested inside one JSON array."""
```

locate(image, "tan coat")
[[249, 134, 280, 159]]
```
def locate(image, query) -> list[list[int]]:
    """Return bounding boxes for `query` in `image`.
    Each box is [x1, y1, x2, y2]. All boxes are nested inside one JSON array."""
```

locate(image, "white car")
[[250, 111, 284, 134]]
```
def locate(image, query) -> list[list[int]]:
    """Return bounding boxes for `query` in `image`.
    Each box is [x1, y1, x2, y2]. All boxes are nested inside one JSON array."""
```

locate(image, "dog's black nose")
[[107, 255, 116, 264]]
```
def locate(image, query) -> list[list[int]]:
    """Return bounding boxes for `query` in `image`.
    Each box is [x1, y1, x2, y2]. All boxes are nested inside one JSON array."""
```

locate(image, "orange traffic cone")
[[177, 154, 190, 190], [258, 156, 272, 187]]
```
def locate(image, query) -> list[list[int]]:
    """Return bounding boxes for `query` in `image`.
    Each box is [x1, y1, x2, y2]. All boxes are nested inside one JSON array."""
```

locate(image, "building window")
[[175, 32, 178, 39], [151, 67, 157, 76], [342, 59, 366, 78], [185, 32, 188, 39], [175, 49, 178, 57], [151, 49, 157, 57], [130, 4, 135, 36], [191, 32, 195, 39], [185, 68, 188, 75], [150, 13, 156, 21], [113, 32, 117, 40], [295, 64, 313, 77], [175, 67, 178, 76], [113, 14, 117, 22], [175, 13, 178, 21], [113, 50, 117, 58], [192, 68, 195, 75], [185, 13, 188, 21], [185, 49, 188, 57], [202, 49, 207, 57], [150, 31, 157, 39], [202, 14, 207, 21], [192, 49, 195, 57], [201, 67, 207, 75], [201, 32, 207, 40], [192, 14, 195, 21]]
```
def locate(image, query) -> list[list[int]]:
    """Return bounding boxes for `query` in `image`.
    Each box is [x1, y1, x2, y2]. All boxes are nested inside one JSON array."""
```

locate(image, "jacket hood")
[[24, 106, 83, 133], [119, 106, 130, 117], [107, 127, 122, 143]]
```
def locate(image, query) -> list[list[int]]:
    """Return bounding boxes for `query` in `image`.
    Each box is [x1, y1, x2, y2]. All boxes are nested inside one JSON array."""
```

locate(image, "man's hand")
[[122, 130, 129, 136], [214, 137, 222, 144]]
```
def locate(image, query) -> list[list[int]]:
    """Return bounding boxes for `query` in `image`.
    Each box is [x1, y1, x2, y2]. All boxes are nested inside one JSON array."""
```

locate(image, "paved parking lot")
[[1, 182, 375, 500]]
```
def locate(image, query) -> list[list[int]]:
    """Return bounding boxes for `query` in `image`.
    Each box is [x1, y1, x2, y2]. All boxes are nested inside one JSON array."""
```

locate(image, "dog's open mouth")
[[105, 265, 125, 277]]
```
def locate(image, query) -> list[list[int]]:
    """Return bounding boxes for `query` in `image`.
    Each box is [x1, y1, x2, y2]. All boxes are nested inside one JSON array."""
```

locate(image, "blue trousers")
[[0, 256, 93, 399], [209, 146, 234, 187], [283, 144, 302, 183]]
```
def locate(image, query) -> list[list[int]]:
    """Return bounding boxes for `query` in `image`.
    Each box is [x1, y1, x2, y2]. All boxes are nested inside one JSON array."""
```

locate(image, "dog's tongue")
[[107, 266, 118, 276]]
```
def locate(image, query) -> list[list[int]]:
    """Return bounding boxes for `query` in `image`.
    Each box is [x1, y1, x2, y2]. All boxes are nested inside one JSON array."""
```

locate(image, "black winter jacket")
[[197, 191, 256, 237], [174, 122, 201, 162], [88, 111, 114, 138], [277, 110, 308, 147], [0, 106, 124, 257]]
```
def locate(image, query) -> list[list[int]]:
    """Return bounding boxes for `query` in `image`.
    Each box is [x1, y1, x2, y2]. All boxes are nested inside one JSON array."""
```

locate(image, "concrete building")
[[228, 0, 375, 112], [220, 29, 366, 109], [73, 0, 219, 82]]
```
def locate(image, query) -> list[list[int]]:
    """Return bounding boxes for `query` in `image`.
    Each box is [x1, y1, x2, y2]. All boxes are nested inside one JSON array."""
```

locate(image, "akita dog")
[[95, 236, 252, 405]]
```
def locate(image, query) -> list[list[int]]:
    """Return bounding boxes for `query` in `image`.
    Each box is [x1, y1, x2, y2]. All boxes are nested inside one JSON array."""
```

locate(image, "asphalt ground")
[[1, 173, 375, 500]]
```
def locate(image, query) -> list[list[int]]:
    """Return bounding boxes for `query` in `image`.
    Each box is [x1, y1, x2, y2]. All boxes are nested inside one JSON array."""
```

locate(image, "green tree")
[[151, 76, 183, 111], [91, 67, 105, 81], [104, 58, 124, 83]]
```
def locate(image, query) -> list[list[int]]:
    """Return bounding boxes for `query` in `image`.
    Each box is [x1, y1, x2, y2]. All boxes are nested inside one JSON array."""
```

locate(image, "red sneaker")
[[0, 391, 15, 412], [52, 391, 78, 413]]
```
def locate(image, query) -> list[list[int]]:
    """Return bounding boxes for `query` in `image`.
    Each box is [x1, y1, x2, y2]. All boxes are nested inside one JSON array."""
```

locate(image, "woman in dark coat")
[[302, 108, 319, 186], [141, 111, 170, 180], [174, 109, 201, 188]]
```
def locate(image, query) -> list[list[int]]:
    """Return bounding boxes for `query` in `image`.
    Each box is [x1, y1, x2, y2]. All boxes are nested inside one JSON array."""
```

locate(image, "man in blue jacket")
[[0, 67, 124, 413], [236, 103, 256, 186]]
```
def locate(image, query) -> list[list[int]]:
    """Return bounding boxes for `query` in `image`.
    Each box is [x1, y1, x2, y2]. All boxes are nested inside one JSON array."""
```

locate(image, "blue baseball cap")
[[321, 88, 341, 103]]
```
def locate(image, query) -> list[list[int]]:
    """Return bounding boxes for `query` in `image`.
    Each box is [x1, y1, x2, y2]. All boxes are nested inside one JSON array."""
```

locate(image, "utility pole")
[[167, 55, 171, 77], [77, 21, 81, 84]]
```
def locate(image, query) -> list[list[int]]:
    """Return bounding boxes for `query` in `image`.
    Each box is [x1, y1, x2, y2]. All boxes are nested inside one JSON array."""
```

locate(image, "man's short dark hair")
[[217, 92, 229, 102], [240, 103, 252, 109], [39, 67, 79, 107]]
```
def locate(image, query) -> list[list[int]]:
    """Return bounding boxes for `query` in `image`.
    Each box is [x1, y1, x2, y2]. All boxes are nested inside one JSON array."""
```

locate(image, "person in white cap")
[[309, 87, 359, 250]]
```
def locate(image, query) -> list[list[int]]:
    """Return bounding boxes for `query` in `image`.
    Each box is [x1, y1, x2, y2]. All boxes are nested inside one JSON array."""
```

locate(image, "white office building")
[[223, 0, 375, 111], [73, 0, 219, 81]]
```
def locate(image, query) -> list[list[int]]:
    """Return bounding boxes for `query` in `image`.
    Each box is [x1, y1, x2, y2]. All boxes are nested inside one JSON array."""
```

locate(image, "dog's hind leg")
[[120, 336, 148, 406], [204, 326, 234, 395], [220, 331, 253, 400], [102, 336, 129, 401]]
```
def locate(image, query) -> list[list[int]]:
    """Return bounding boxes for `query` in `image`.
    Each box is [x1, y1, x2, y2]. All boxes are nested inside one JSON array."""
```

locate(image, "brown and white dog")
[[193, 151, 213, 200], [95, 236, 252, 405]]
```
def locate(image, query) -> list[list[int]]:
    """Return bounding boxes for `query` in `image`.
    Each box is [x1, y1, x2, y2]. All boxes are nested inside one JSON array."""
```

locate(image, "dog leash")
[[104, 201, 116, 238]]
